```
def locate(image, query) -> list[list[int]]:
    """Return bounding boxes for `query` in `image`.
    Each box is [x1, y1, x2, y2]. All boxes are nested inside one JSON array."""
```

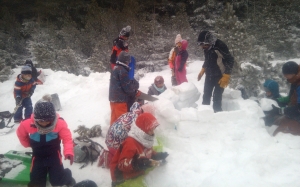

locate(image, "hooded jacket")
[[16, 114, 73, 157], [287, 65, 300, 109], [14, 74, 36, 98]]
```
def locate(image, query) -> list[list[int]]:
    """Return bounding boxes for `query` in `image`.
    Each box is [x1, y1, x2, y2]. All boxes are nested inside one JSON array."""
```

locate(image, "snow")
[[1, 60, 300, 187]]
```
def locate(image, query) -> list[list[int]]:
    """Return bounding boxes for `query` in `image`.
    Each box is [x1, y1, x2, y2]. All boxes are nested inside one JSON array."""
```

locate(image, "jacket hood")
[[181, 40, 188, 50], [263, 79, 280, 98]]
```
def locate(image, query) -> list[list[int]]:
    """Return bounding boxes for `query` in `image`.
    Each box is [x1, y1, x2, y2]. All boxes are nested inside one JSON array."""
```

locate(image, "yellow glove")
[[218, 74, 230, 88], [197, 68, 206, 81]]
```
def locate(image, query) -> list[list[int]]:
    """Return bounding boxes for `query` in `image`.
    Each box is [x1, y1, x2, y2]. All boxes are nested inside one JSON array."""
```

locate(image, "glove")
[[15, 97, 22, 106], [277, 96, 290, 104], [218, 74, 231, 88], [28, 90, 34, 97], [136, 90, 141, 97], [197, 68, 205, 81], [151, 152, 169, 161], [132, 154, 151, 170], [65, 154, 74, 165]]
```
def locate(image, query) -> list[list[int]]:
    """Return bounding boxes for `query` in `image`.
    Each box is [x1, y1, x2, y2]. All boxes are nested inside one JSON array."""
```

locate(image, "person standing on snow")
[[268, 61, 300, 122], [197, 31, 234, 112], [13, 65, 36, 123], [175, 39, 189, 85], [16, 95, 75, 187], [110, 113, 168, 187], [109, 51, 140, 126], [110, 26, 131, 70], [148, 76, 167, 96], [168, 34, 182, 86]]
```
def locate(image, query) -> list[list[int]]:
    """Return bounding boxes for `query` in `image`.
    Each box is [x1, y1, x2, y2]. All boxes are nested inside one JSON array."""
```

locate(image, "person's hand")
[[15, 97, 22, 106], [197, 68, 205, 81], [151, 152, 169, 160], [132, 154, 151, 170], [135, 90, 141, 97], [218, 74, 230, 88], [65, 154, 74, 165]]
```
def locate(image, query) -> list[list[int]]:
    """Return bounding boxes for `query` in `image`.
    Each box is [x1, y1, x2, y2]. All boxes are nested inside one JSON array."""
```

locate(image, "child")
[[24, 59, 42, 85], [110, 113, 168, 187], [16, 95, 75, 187], [175, 39, 189, 85], [168, 34, 182, 86], [148, 76, 167, 96], [110, 26, 131, 70], [109, 51, 139, 125], [13, 65, 36, 122]]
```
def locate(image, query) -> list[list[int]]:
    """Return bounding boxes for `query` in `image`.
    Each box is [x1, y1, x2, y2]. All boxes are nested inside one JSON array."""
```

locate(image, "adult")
[[197, 31, 234, 112]]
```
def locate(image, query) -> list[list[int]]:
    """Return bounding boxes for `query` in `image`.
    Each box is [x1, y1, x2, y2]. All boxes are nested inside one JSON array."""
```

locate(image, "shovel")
[[0, 98, 24, 129]]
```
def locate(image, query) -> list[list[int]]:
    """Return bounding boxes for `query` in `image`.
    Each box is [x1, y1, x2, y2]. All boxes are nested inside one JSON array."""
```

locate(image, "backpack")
[[73, 137, 104, 169]]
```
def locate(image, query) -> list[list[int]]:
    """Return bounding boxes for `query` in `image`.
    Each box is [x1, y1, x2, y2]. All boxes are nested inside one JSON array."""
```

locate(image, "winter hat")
[[154, 76, 164, 84], [135, 113, 159, 134], [197, 31, 217, 45], [73, 180, 98, 187], [282, 61, 299, 75], [34, 95, 56, 122], [117, 51, 131, 64], [263, 79, 280, 98], [119, 26, 131, 37], [21, 65, 32, 75], [25, 59, 33, 67], [174, 34, 182, 45]]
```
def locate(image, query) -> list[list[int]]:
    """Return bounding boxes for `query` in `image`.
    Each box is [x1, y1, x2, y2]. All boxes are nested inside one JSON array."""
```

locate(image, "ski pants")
[[110, 102, 127, 126], [14, 97, 33, 121], [28, 152, 73, 187], [202, 75, 224, 113]]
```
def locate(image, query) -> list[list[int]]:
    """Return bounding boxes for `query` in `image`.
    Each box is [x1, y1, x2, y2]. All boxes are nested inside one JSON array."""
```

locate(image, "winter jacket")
[[110, 129, 155, 184], [202, 39, 234, 78], [106, 102, 143, 150], [14, 74, 36, 98], [286, 65, 300, 110], [168, 47, 178, 69], [175, 40, 188, 85], [110, 37, 129, 65], [109, 62, 139, 103], [148, 84, 167, 96], [16, 114, 73, 157]]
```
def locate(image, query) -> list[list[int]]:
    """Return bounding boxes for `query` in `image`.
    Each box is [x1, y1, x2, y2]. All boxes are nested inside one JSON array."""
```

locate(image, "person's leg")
[[14, 101, 24, 122], [23, 97, 33, 119], [28, 156, 48, 187], [110, 102, 127, 125], [212, 77, 224, 113], [48, 152, 74, 186], [202, 76, 214, 105]]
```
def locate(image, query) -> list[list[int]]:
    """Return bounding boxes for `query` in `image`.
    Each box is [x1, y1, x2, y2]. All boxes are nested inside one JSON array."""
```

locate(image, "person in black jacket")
[[197, 31, 234, 112]]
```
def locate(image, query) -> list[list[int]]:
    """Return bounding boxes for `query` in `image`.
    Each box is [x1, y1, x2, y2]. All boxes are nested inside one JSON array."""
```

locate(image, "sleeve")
[[16, 122, 31, 148], [14, 81, 22, 98], [297, 86, 300, 111], [116, 39, 128, 51], [58, 119, 74, 157], [117, 142, 137, 172], [110, 48, 118, 64], [168, 48, 175, 69], [30, 80, 36, 92], [202, 51, 208, 69], [217, 42, 234, 74], [148, 86, 154, 95], [180, 51, 188, 67], [119, 70, 139, 96]]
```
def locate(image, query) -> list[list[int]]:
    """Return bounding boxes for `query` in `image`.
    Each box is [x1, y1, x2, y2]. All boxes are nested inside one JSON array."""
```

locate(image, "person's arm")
[[58, 119, 74, 157], [217, 41, 234, 75], [202, 51, 208, 69], [110, 47, 118, 64], [117, 143, 138, 172], [168, 48, 175, 69], [119, 69, 139, 96], [16, 122, 30, 147]]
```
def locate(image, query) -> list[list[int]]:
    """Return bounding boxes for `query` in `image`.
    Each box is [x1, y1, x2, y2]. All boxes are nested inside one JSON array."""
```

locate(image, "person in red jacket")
[[110, 26, 131, 70], [110, 113, 168, 187], [16, 95, 75, 187]]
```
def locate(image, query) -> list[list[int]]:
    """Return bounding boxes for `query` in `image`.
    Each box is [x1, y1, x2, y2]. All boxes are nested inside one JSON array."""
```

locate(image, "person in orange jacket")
[[197, 31, 234, 112], [110, 113, 168, 187], [168, 34, 182, 86], [16, 95, 75, 187], [110, 26, 131, 70]]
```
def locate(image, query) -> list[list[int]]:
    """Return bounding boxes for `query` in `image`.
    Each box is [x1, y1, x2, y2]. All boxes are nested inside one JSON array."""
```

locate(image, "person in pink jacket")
[[16, 95, 75, 187], [175, 39, 189, 85]]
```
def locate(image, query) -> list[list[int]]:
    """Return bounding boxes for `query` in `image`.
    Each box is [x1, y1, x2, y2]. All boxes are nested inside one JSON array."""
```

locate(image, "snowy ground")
[[1, 60, 300, 187]]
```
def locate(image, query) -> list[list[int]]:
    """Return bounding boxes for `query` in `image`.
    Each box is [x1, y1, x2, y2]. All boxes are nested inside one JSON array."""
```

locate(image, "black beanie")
[[34, 96, 56, 121], [198, 31, 210, 43], [25, 59, 33, 67], [282, 61, 299, 75]]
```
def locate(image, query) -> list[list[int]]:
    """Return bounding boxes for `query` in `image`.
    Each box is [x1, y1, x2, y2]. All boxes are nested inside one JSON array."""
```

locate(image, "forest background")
[[0, 0, 299, 97]]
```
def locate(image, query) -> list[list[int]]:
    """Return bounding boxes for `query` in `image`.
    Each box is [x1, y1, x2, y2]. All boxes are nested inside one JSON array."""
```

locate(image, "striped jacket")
[[13, 74, 36, 98]]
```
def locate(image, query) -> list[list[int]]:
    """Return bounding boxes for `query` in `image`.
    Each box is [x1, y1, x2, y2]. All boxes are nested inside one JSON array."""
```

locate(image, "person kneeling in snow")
[[269, 61, 300, 122], [148, 76, 167, 96], [109, 51, 139, 126], [110, 113, 168, 187], [16, 95, 75, 187]]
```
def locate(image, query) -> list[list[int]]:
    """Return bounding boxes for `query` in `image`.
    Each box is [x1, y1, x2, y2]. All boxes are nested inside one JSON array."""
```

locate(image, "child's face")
[[265, 91, 272, 97], [36, 120, 51, 127], [147, 127, 157, 136], [155, 82, 164, 88], [22, 74, 32, 81]]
